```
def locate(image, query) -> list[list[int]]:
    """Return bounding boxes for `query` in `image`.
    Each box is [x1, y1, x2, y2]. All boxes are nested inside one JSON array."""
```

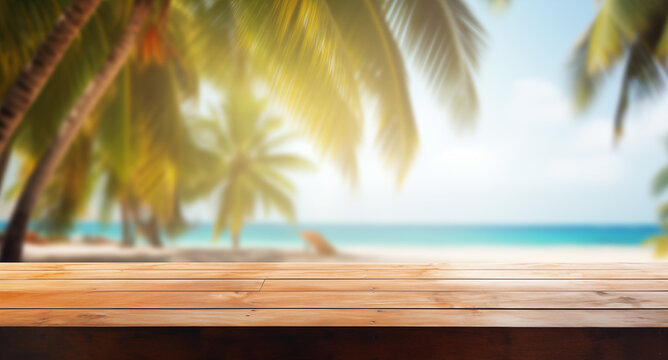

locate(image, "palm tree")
[[0, 0, 103, 154], [93, 3, 219, 248], [570, 0, 668, 139], [95, 59, 221, 247], [0, 0, 155, 262], [570, 1, 668, 257], [7, 3, 219, 247], [208, 79, 312, 249], [647, 152, 668, 257], [1, 0, 486, 260], [0, 0, 125, 197], [188, 0, 485, 183]]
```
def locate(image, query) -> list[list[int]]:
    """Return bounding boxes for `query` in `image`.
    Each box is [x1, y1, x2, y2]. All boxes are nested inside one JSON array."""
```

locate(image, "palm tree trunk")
[[0, 0, 153, 262], [0, 145, 12, 196], [132, 211, 162, 248], [0, 0, 102, 154], [120, 202, 135, 247], [145, 215, 163, 248]]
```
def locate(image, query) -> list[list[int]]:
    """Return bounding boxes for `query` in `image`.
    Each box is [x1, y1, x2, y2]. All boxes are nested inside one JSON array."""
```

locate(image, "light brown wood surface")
[[1, 262, 667, 327]]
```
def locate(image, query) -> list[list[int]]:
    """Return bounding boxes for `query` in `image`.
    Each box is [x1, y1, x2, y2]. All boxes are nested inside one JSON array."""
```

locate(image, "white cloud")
[[509, 77, 572, 126], [570, 119, 614, 152], [546, 155, 624, 186], [622, 96, 668, 152], [441, 146, 496, 171], [438, 145, 510, 187], [180, 76, 668, 224]]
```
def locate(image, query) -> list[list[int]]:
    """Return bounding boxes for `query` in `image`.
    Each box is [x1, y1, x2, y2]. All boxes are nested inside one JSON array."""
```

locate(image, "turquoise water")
[[18, 222, 663, 249]]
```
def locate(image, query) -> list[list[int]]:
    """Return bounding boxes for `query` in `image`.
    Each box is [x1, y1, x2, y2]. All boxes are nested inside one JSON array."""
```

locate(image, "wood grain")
[[262, 279, 668, 291], [1, 290, 666, 309], [1, 263, 667, 327], [0, 279, 263, 291], [2, 309, 668, 327], [4, 262, 668, 270], [2, 268, 668, 279]]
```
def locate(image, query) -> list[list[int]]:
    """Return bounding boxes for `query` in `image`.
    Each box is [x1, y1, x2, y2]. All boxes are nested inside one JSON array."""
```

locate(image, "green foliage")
[[209, 78, 312, 246], [650, 152, 668, 258], [2, 0, 488, 242], [575, 2, 668, 258], [570, 0, 668, 139], [653, 164, 668, 196], [644, 234, 668, 258], [193, 0, 486, 184]]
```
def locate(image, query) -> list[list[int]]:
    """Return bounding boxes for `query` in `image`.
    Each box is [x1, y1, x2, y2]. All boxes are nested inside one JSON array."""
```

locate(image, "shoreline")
[[21, 243, 667, 263]]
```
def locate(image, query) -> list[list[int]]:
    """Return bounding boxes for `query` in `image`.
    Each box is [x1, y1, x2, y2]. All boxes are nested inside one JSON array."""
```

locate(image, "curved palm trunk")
[[144, 215, 163, 248], [0, 145, 12, 196], [0, 0, 102, 154], [127, 205, 162, 248], [0, 0, 153, 262], [120, 202, 136, 247]]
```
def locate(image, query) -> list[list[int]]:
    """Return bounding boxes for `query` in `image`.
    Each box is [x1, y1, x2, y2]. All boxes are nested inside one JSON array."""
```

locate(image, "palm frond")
[[233, 0, 363, 180], [570, 31, 605, 111], [12, 1, 130, 158], [246, 168, 296, 223], [250, 163, 296, 194], [586, 0, 629, 74], [35, 130, 97, 236], [656, 20, 668, 61], [657, 202, 668, 225], [613, 39, 665, 139], [583, 0, 663, 74], [256, 153, 314, 171], [652, 164, 668, 196], [179, 0, 237, 85], [570, 0, 668, 137], [645, 234, 668, 257], [384, 0, 485, 123], [326, 0, 417, 183]]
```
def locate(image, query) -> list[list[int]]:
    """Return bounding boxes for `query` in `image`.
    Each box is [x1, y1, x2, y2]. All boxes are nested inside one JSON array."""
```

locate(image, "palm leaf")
[[570, 30, 605, 111], [613, 39, 665, 139], [246, 168, 296, 223], [645, 234, 668, 258], [250, 163, 296, 194], [256, 153, 314, 171], [384, 0, 485, 123], [586, 0, 628, 74], [653, 164, 668, 196], [326, 0, 417, 183], [35, 129, 97, 236], [233, 0, 363, 180]]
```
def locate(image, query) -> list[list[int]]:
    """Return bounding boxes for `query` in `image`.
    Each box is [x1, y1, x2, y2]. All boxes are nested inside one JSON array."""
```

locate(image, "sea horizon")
[[9, 221, 662, 249]]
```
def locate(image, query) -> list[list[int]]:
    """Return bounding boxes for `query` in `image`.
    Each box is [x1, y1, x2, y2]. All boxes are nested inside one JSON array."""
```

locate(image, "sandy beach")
[[21, 243, 668, 263]]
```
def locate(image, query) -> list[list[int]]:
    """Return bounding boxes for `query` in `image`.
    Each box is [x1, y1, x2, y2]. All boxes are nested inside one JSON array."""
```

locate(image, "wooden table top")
[[1, 262, 668, 327]]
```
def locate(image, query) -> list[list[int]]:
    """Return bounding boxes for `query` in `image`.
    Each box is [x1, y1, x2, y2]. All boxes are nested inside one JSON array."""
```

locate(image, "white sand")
[[21, 243, 668, 263]]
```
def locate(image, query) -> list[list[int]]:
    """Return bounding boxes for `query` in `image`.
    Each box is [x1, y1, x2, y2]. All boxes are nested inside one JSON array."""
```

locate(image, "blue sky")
[[4, 1, 665, 225], [237, 0, 668, 225]]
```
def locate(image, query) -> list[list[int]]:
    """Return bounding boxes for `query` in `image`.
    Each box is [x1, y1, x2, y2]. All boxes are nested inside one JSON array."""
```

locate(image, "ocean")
[[30, 222, 663, 249]]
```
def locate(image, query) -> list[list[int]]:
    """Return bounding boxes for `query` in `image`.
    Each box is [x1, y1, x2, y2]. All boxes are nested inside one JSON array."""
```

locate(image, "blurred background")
[[1, 0, 668, 262]]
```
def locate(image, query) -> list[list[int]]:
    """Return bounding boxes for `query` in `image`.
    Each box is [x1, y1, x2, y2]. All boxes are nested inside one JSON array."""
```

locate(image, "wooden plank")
[[1, 268, 667, 279], [262, 279, 668, 292], [4, 262, 668, 270], [1, 290, 667, 309], [1, 309, 667, 327], [3, 327, 667, 360], [0, 279, 263, 292]]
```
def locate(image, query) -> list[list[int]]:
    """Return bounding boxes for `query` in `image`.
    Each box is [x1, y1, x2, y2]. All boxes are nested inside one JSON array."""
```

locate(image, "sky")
[[3, 1, 667, 226], [216, 0, 668, 225]]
